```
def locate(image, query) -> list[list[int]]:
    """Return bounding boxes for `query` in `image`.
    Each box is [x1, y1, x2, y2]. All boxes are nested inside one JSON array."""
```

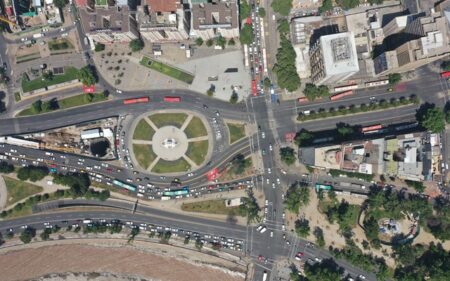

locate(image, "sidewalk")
[[0, 176, 7, 211]]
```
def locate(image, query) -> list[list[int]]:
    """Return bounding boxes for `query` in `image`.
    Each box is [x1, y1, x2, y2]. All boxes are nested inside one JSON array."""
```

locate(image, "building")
[[190, 0, 239, 40], [309, 32, 359, 85], [137, 0, 189, 43], [374, 10, 450, 75], [79, 5, 139, 44], [81, 128, 102, 140]]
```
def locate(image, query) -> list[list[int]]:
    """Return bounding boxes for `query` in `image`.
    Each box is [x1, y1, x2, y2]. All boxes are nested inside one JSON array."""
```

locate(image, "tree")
[[294, 129, 314, 147], [319, 0, 333, 13], [195, 239, 204, 250], [419, 107, 445, 133], [314, 227, 325, 247], [228, 38, 235, 46], [280, 147, 296, 165], [53, 0, 68, 9], [263, 77, 271, 89], [229, 154, 250, 175], [239, 24, 253, 45], [295, 218, 310, 237], [405, 180, 425, 192], [303, 83, 329, 101], [368, 0, 384, 4], [336, 123, 354, 139], [17, 166, 49, 182], [31, 99, 43, 113], [129, 38, 144, 52], [388, 73, 402, 85], [441, 60, 450, 71], [238, 189, 260, 224], [337, 0, 360, 10], [273, 35, 300, 92], [258, 7, 266, 17], [271, 0, 292, 16], [206, 39, 214, 47], [195, 37, 204, 46], [230, 92, 238, 104], [363, 215, 379, 241], [284, 183, 310, 214], [20, 227, 36, 244], [42, 70, 53, 81], [40, 228, 52, 240], [94, 43, 105, 52], [77, 66, 97, 86], [216, 36, 226, 48], [277, 19, 290, 36], [239, 0, 251, 20], [304, 258, 343, 281], [0, 161, 14, 173]]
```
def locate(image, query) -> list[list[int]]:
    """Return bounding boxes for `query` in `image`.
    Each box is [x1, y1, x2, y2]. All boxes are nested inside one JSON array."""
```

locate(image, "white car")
[[269, 144, 273, 151], [265, 199, 268, 205], [270, 231, 273, 237], [314, 257, 322, 263], [261, 132, 265, 139], [358, 275, 366, 280], [264, 207, 268, 214], [272, 183, 275, 189], [267, 168, 271, 174], [276, 178, 281, 184], [116, 89, 122, 94]]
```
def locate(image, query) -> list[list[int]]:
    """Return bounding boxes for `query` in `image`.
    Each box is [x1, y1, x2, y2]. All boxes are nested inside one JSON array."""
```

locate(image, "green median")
[[140, 56, 194, 84]]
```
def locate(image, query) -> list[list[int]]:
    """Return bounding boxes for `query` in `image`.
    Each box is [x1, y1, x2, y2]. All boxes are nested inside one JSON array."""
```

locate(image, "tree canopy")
[[277, 19, 290, 36], [239, 24, 253, 45], [295, 218, 310, 237], [53, 0, 68, 9], [303, 83, 329, 101], [419, 106, 445, 133], [273, 35, 301, 92], [19, 227, 36, 244], [17, 166, 49, 182], [319, 0, 333, 13], [239, 0, 251, 20], [284, 183, 310, 214], [337, 0, 360, 10], [303, 258, 343, 281], [388, 73, 402, 85], [129, 38, 144, 52], [77, 66, 97, 86], [294, 129, 314, 147], [258, 7, 266, 17], [280, 147, 296, 165], [271, 0, 292, 16]]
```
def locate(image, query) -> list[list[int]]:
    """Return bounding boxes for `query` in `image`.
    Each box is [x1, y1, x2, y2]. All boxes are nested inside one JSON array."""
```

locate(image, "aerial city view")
[[1, 0, 450, 280]]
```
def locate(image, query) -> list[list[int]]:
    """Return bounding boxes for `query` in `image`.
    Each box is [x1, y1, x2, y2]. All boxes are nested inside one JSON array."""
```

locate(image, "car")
[[314, 257, 322, 262], [264, 207, 268, 214], [270, 231, 273, 237], [116, 89, 122, 94], [282, 224, 286, 231], [133, 171, 139, 175], [282, 212, 285, 219], [267, 168, 271, 174], [272, 182, 275, 189], [21, 225, 28, 229], [215, 111, 220, 116], [265, 199, 268, 205], [187, 172, 194, 177], [266, 178, 269, 184], [258, 255, 264, 261], [358, 275, 366, 280], [276, 178, 280, 184], [261, 132, 265, 139], [269, 143, 273, 151], [260, 226, 267, 233], [262, 149, 266, 155]]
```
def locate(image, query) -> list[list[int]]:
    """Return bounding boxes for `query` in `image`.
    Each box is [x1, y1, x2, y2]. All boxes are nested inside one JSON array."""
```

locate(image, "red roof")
[[147, 0, 177, 12], [75, 0, 87, 7], [5, 7, 13, 16]]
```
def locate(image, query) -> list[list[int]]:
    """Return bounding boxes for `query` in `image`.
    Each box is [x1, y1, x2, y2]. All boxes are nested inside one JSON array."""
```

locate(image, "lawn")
[[181, 199, 242, 216], [133, 144, 157, 169], [22, 66, 79, 93], [14, 92, 21, 102], [140, 56, 194, 84], [149, 113, 188, 129], [186, 140, 209, 165], [3, 176, 43, 206], [17, 93, 108, 116], [152, 158, 191, 174], [184, 116, 207, 138], [95, 0, 107, 5], [227, 123, 246, 144], [16, 53, 41, 64], [48, 39, 73, 51], [133, 119, 155, 141]]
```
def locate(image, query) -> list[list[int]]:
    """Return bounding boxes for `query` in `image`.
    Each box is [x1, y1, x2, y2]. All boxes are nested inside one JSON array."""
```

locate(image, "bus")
[[251, 80, 257, 96], [163, 96, 181, 103], [113, 179, 136, 192], [361, 124, 383, 133], [334, 84, 358, 93], [244, 44, 249, 68], [365, 79, 389, 87], [315, 184, 332, 192], [123, 97, 149, 105], [330, 90, 353, 101], [262, 48, 268, 74], [163, 186, 189, 197], [441, 71, 450, 79]]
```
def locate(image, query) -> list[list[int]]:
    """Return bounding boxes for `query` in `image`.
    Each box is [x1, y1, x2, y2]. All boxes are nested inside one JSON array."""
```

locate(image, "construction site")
[[1, 117, 119, 159]]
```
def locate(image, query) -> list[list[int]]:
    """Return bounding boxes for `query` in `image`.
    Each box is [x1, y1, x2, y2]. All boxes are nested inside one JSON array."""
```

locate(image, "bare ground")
[[0, 240, 246, 281]]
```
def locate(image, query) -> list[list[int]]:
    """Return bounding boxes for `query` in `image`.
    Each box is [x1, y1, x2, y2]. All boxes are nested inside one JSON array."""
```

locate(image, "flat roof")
[[320, 32, 359, 76]]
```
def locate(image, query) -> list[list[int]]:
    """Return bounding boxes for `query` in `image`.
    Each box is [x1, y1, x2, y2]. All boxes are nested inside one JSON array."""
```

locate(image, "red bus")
[[440, 71, 450, 79], [298, 97, 308, 103], [164, 96, 181, 102], [251, 80, 257, 96], [330, 90, 353, 101], [123, 97, 149, 105], [361, 124, 383, 133]]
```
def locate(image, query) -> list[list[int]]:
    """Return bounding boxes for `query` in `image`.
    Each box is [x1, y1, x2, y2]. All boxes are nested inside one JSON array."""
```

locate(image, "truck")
[[262, 271, 268, 281], [83, 219, 92, 224], [32, 33, 43, 39]]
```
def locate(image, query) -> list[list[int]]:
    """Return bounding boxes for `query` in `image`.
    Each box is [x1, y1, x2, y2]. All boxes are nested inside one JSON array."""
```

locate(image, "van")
[[137, 193, 144, 197], [260, 226, 267, 233], [303, 110, 311, 116]]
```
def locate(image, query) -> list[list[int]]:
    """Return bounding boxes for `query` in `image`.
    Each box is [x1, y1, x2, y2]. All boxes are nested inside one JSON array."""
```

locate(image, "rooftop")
[[79, 6, 132, 33], [320, 32, 359, 76], [191, 0, 238, 30], [146, 0, 178, 13]]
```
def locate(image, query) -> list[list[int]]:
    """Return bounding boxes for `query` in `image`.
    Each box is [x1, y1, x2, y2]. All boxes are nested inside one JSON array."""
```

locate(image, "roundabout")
[[131, 111, 211, 174]]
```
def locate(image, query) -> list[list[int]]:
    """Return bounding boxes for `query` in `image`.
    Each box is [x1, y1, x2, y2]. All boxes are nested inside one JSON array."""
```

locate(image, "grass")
[[140, 56, 194, 84], [17, 93, 108, 116], [14, 92, 21, 102], [95, 0, 107, 5], [133, 144, 157, 169], [184, 116, 207, 138], [133, 119, 155, 141], [3, 176, 43, 206], [152, 158, 191, 174], [48, 39, 73, 51], [181, 199, 242, 216], [21, 66, 79, 93], [16, 53, 41, 63], [149, 113, 188, 129], [227, 123, 246, 144], [186, 140, 209, 165]]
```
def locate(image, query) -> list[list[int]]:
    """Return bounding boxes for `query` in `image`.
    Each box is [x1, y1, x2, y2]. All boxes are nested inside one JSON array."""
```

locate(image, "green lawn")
[[186, 140, 209, 165], [140, 56, 194, 84], [152, 158, 191, 174], [48, 39, 73, 51], [16, 53, 41, 64], [184, 116, 207, 138], [17, 93, 108, 116], [95, 0, 107, 5], [149, 113, 188, 129], [22, 66, 79, 92], [14, 92, 21, 102], [133, 119, 155, 141], [227, 123, 246, 144], [3, 176, 43, 206], [133, 144, 157, 169], [181, 199, 241, 216]]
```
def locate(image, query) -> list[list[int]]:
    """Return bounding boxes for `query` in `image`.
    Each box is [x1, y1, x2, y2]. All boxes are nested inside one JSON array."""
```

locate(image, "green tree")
[[129, 38, 144, 52], [94, 43, 105, 52], [337, 0, 360, 10], [53, 0, 68, 8], [295, 218, 310, 237], [195, 37, 204, 46], [17, 166, 49, 182], [31, 99, 43, 113], [258, 7, 266, 17], [363, 215, 379, 241], [441, 60, 450, 71], [284, 183, 310, 214], [271, 0, 292, 16], [42, 71, 53, 81], [0, 161, 14, 173], [229, 154, 250, 175], [304, 258, 342, 281], [239, 0, 251, 20], [238, 189, 260, 224], [263, 77, 271, 89], [77, 66, 97, 86], [294, 129, 314, 147], [239, 24, 253, 45], [216, 36, 226, 48], [279, 147, 296, 165], [228, 38, 236, 46], [303, 83, 329, 101], [273, 35, 300, 92], [195, 239, 204, 250], [314, 227, 325, 247], [319, 0, 333, 13], [277, 19, 290, 36], [40, 228, 52, 240], [369, 0, 384, 4], [20, 227, 36, 244], [336, 124, 354, 139], [419, 107, 445, 133], [405, 180, 425, 192], [388, 73, 402, 85], [206, 39, 214, 47]]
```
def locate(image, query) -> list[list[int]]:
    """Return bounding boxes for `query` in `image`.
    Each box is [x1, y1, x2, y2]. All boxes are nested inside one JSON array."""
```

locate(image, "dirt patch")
[[0, 242, 245, 281]]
